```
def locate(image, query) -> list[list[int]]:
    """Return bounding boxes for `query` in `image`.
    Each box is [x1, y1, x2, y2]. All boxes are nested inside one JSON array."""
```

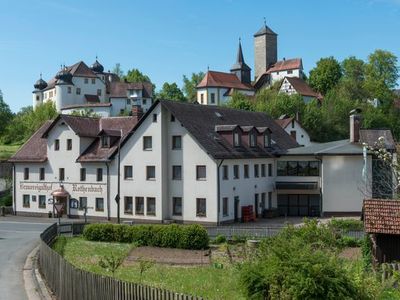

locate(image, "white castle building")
[[33, 59, 153, 117], [9, 101, 394, 223]]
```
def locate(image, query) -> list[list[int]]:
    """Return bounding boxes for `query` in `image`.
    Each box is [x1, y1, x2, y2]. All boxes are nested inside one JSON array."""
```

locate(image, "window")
[[170, 114, 175, 122], [222, 165, 228, 180], [277, 161, 320, 176], [97, 89, 102, 96], [143, 136, 152, 150], [55, 139, 60, 151], [92, 78, 96, 84], [172, 165, 182, 180], [67, 139, 72, 150], [135, 197, 144, 215], [196, 198, 206, 217], [79, 197, 87, 210], [39, 195, 46, 209], [24, 168, 29, 180], [173, 197, 182, 216], [223, 197, 228, 216], [152, 114, 157, 122], [287, 70, 293, 74], [97, 168, 103, 181], [233, 165, 239, 179], [254, 164, 259, 178], [233, 132, 241, 147], [210, 93, 215, 104], [264, 133, 271, 148], [200, 94, 204, 104], [36, 95, 39, 101], [268, 163, 273, 177], [23, 195, 30, 208], [76, 88, 81, 95], [59, 168, 65, 181], [84, 78, 89, 84], [249, 133, 257, 147], [95, 198, 104, 211], [49, 91, 53, 98], [127, 99, 131, 105], [124, 197, 133, 214], [261, 164, 266, 177], [172, 136, 182, 150], [268, 192, 272, 209], [143, 99, 147, 105], [39, 168, 45, 181], [146, 166, 155, 180], [290, 130, 296, 140], [101, 136, 110, 148], [67, 87, 72, 94], [196, 165, 206, 180], [124, 166, 133, 180], [147, 197, 156, 215], [244, 164, 249, 178]]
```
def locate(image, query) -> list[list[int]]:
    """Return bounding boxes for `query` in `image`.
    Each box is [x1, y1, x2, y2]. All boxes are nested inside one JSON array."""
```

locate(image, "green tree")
[[0, 90, 14, 135], [364, 49, 399, 108], [263, 92, 305, 119], [157, 82, 186, 102], [342, 56, 365, 83], [309, 56, 342, 95], [112, 63, 124, 78], [182, 72, 205, 102], [124, 68, 155, 94], [2, 102, 57, 144], [226, 91, 255, 111]]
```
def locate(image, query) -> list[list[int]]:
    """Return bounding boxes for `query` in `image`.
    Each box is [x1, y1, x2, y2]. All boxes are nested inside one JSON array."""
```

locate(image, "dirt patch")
[[339, 247, 361, 260], [124, 246, 211, 266]]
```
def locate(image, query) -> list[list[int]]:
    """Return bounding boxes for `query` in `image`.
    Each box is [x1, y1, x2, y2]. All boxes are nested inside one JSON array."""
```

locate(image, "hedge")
[[83, 223, 209, 250]]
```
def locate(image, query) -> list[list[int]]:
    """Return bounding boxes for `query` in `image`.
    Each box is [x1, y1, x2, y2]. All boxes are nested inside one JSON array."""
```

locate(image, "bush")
[[338, 236, 363, 248], [0, 193, 12, 207], [214, 234, 227, 244], [83, 223, 209, 250], [329, 218, 364, 232]]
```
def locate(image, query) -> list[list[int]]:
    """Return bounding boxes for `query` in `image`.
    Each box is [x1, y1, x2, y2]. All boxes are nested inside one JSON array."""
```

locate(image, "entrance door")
[[55, 196, 67, 217], [234, 196, 240, 222], [254, 194, 259, 218]]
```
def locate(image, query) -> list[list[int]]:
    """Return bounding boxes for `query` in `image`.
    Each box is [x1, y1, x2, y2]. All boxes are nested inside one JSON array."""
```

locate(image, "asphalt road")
[[0, 217, 52, 300]]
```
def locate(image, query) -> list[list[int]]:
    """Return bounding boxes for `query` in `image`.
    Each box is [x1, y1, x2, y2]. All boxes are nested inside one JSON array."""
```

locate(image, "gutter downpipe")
[[106, 162, 110, 221], [217, 159, 224, 226], [12, 163, 16, 215]]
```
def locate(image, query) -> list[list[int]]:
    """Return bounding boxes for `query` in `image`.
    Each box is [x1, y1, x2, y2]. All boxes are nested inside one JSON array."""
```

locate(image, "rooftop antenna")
[[263, 17, 266, 26], [207, 65, 209, 71], [96, 54, 98, 61]]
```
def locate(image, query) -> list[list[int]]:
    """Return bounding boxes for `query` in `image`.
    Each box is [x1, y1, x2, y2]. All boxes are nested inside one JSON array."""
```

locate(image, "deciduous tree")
[[157, 82, 186, 102], [182, 72, 205, 102], [309, 57, 342, 95]]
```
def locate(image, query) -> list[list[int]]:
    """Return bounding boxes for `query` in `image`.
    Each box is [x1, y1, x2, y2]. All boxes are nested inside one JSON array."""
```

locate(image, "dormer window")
[[249, 133, 257, 147], [233, 132, 241, 147], [101, 135, 110, 148], [264, 132, 272, 148]]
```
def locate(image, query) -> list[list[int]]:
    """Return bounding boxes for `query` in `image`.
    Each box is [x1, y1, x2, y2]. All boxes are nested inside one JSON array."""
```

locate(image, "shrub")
[[329, 218, 364, 232], [0, 193, 12, 207], [83, 223, 209, 250], [214, 234, 227, 244], [338, 236, 363, 248]]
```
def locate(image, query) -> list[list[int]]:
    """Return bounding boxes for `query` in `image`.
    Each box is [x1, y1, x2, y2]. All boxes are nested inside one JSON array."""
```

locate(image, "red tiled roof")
[[364, 199, 400, 234], [282, 77, 322, 99], [196, 71, 254, 90], [109, 81, 153, 98], [266, 58, 302, 74], [68, 61, 97, 78], [8, 121, 52, 162], [275, 117, 293, 129], [85, 94, 100, 102]]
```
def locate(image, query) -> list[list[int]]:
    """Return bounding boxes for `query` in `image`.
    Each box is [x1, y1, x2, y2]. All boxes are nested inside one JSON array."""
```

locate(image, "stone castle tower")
[[254, 21, 278, 80]]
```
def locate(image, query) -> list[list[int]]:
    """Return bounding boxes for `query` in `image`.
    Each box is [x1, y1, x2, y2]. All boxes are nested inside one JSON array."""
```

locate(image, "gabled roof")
[[364, 199, 400, 235], [281, 77, 322, 99], [275, 117, 294, 129], [42, 114, 100, 138], [359, 129, 396, 150], [109, 81, 153, 98], [158, 100, 298, 159], [68, 61, 97, 78], [196, 71, 253, 90], [8, 121, 52, 163], [266, 58, 302, 74]]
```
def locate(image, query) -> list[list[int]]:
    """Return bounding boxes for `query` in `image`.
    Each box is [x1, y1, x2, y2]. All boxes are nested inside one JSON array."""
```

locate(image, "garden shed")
[[363, 199, 400, 263]]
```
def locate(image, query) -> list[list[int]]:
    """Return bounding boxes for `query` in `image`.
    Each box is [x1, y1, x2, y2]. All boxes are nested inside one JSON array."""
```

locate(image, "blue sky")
[[0, 0, 399, 112]]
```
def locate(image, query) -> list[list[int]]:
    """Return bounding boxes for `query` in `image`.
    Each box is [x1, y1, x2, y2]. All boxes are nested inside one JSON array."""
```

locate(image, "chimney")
[[131, 105, 144, 123], [349, 108, 362, 143]]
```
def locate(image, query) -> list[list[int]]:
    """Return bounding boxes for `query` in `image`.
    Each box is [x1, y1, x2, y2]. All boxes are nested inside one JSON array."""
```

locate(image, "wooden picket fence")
[[39, 223, 204, 300]]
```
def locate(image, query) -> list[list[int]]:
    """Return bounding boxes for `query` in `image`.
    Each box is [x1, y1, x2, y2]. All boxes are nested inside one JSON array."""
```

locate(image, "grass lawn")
[[0, 144, 21, 160], [53, 237, 245, 300]]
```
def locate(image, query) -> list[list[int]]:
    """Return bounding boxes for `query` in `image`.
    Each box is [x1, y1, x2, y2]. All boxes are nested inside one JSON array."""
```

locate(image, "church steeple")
[[230, 38, 251, 85]]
